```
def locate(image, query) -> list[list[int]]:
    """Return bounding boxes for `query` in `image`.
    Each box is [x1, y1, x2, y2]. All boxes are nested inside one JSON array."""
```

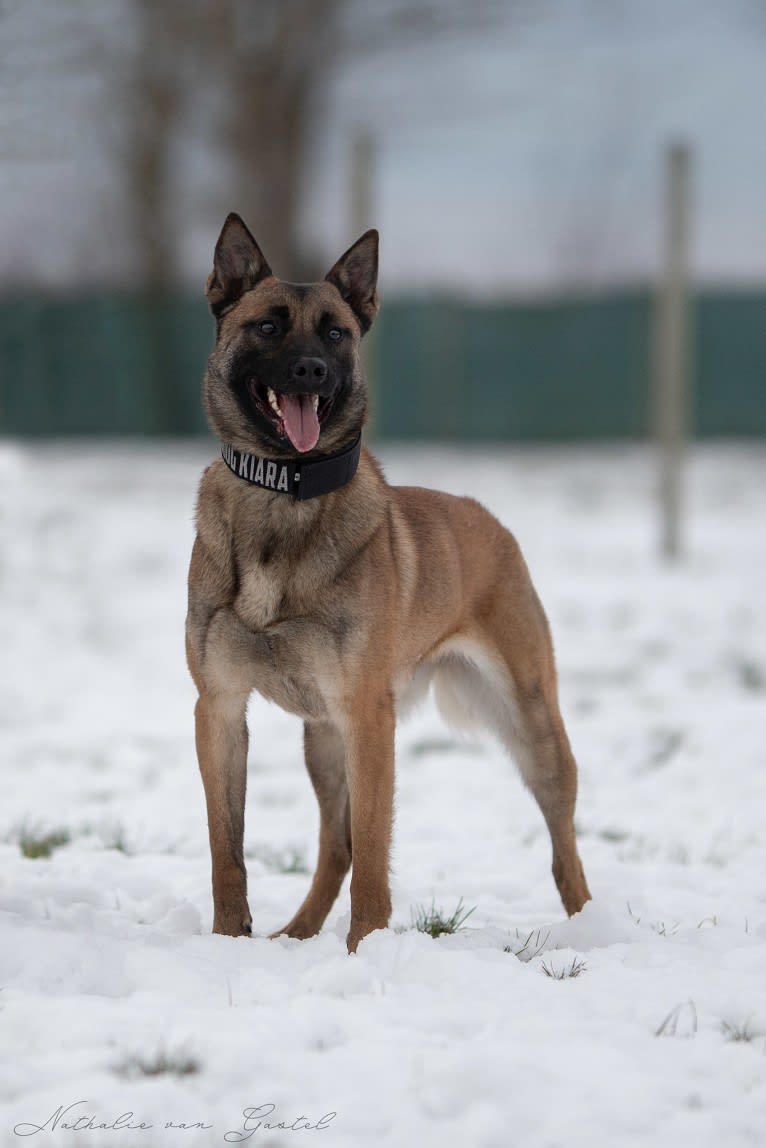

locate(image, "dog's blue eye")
[[258, 321, 276, 335], [328, 328, 343, 342]]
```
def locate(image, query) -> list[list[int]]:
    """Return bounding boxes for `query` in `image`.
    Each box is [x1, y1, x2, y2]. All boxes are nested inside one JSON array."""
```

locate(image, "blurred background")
[[1, 0, 765, 441]]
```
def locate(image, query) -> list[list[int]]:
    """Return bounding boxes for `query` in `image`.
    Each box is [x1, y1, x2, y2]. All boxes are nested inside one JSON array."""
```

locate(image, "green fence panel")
[[0, 295, 212, 436], [0, 289, 764, 438], [1, 301, 43, 429], [695, 291, 766, 435], [376, 293, 652, 440]]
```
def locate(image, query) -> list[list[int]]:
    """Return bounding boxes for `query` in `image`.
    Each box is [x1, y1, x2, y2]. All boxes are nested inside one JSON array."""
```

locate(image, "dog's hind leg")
[[273, 721, 352, 940], [433, 636, 590, 917], [508, 675, 591, 916], [486, 580, 592, 917]]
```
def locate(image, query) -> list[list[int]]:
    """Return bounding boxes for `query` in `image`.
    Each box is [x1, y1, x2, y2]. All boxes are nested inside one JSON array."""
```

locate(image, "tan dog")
[[186, 214, 591, 953]]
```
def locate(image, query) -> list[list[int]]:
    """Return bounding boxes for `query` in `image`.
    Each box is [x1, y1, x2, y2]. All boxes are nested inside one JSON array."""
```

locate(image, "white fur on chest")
[[234, 565, 283, 630]]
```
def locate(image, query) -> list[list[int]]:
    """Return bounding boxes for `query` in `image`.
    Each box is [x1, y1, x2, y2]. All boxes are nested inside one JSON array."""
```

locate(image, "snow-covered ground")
[[1, 439, 764, 1147]]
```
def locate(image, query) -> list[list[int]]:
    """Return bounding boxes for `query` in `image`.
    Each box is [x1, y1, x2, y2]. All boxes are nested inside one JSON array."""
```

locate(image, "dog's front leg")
[[344, 690, 395, 953], [195, 689, 252, 936]]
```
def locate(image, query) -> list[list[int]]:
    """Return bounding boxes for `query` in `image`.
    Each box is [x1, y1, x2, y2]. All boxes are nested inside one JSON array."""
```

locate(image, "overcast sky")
[[2, 0, 765, 293], [312, 0, 766, 292]]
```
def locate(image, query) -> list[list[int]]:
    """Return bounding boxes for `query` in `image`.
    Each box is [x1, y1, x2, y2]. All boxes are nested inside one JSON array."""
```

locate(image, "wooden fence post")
[[350, 126, 378, 438], [654, 142, 692, 560]]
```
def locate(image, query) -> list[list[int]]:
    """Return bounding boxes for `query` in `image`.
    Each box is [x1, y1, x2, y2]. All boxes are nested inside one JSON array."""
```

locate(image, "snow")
[[1, 439, 765, 1147]]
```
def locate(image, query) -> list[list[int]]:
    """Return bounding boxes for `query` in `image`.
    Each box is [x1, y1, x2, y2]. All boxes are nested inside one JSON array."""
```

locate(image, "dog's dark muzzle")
[[290, 356, 328, 387]]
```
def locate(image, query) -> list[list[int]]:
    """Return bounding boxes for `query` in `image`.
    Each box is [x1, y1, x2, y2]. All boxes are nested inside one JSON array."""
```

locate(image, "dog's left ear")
[[325, 229, 379, 334]]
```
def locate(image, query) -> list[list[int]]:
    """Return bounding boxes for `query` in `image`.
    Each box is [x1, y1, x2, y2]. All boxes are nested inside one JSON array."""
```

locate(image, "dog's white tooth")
[[311, 394, 319, 410]]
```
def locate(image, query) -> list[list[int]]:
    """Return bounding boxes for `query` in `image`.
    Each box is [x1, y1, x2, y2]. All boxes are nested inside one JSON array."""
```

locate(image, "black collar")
[[220, 435, 362, 501]]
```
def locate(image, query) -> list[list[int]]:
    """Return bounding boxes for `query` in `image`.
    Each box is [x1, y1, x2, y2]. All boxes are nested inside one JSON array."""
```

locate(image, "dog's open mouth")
[[248, 380, 334, 453]]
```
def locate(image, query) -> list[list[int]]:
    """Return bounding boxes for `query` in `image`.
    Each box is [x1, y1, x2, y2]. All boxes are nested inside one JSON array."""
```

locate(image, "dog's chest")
[[232, 549, 332, 643], [221, 511, 355, 720], [229, 557, 343, 722], [234, 563, 284, 630], [229, 505, 325, 629]]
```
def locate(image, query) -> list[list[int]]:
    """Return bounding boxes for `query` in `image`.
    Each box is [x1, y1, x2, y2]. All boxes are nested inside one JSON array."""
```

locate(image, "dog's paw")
[[346, 918, 388, 954], [212, 913, 253, 938], [270, 911, 322, 941]]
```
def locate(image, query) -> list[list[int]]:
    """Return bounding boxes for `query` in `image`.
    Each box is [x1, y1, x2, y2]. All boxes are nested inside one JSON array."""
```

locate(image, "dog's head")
[[203, 214, 378, 457]]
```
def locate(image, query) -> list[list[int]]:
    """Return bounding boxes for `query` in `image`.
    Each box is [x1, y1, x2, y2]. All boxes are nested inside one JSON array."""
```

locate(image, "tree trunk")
[[124, 0, 181, 289], [227, 0, 339, 280]]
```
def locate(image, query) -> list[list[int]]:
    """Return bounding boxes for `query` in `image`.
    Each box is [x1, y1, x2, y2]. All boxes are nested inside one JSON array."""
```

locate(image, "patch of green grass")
[[541, 956, 587, 980], [411, 898, 475, 938], [655, 999, 698, 1038], [409, 737, 463, 758], [651, 919, 679, 937], [19, 828, 71, 859], [108, 827, 130, 854], [626, 903, 679, 936], [598, 828, 630, 843], [736, 658, 764, 692], [504, 927, 551, 961], [278, 849, 309, 875], [248, 846, 309, 875], [721, 1018, 757, 1044], [116, 1047, 201, 1079]]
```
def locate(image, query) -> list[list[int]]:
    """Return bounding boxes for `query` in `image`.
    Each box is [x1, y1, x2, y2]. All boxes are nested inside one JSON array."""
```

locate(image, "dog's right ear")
[[206, 213, 272, 317]]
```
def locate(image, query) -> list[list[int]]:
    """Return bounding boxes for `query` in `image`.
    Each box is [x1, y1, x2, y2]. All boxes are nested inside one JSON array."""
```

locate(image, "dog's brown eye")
[[259, 321, 277, 335], [327, 327, 343, 342]]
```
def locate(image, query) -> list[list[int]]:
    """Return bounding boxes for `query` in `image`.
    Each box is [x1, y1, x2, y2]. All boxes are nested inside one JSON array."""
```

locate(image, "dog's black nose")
[[291, 357, 327, 385]]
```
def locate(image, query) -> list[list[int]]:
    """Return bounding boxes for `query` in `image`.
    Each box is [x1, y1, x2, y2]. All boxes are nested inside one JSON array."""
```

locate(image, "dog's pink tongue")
[[279, 393, 320, 453]]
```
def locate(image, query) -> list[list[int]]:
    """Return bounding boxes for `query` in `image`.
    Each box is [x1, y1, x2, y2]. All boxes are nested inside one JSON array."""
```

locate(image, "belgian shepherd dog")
[[187, 215, 591, 952]]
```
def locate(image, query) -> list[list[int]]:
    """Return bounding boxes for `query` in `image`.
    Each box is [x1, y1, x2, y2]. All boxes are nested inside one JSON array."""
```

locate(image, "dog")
[[186, 213, 591, 953]]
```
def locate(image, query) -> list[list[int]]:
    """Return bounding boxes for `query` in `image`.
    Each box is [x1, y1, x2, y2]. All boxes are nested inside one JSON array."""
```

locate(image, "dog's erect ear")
[[325, 229, 379, 334], [206, 213, 272, 316]]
